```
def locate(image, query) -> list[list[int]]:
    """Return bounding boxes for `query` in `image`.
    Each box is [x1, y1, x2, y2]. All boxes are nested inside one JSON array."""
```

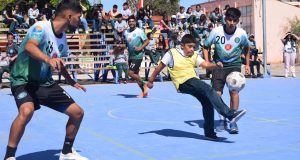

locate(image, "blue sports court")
[[0, 78, 299, 160]]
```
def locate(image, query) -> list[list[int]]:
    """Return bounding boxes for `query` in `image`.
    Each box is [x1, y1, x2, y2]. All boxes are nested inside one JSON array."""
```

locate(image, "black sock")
[[4, 146, 17, 159], [62, 137, 74, 154]]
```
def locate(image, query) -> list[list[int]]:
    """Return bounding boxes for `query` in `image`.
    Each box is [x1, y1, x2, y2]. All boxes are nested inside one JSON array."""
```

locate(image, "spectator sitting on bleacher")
[[2, 4, 19, 33], [169, 15, 179, 33], [110, 41, 129, 84], [41, 2, 53, 21], [145, 32, 159, 65], [186, 7, 195, 24], [97, 3, 108, 33], [108, 4, 119, 29], [209, 7, 222, 26], [12, 4, 25, 26], [28, 1, 40, 26], [75, 0, 89, 34], [193, 5, 204, 24], [248, 34, 262, 78], [86, 5, 98, 33], [120, 2, 132, 21], [176, 6, 186, 23], [169, 32, 180, 49], [136, 7, 146, 29], [0, 32, 19, 89], [113, 13, 128, 42], [156, 34, 169, 59], [196, 14, 208, 36], [221, 4, 231, 25], [144, 4, 154, 29], [160, 15, 172, 39]]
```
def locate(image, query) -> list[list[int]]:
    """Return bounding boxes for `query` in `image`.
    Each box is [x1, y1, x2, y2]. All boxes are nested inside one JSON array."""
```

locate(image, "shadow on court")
[[116, 94, 139, 98], [17, 149, 60, 160], [139, 129, 234, 143]]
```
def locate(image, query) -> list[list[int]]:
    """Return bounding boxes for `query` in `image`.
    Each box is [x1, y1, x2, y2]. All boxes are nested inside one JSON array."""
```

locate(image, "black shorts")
[[211, 67, 241, 94], [128, 59, 143, 72], [11, 83, 75, 113]]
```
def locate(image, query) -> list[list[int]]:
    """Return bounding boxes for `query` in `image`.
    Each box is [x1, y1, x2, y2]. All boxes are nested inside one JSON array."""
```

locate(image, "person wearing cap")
[[281, 32, 299, 78], [114, 13, 128, 41], [169, 15, 179, 33]]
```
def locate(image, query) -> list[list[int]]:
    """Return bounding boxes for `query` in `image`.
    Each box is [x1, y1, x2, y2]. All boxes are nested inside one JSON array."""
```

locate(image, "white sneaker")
[[292, 73, 296, 78], [6, 157, 16, 160], [285, 73, 288, 78], [59, 148, 88, 160]]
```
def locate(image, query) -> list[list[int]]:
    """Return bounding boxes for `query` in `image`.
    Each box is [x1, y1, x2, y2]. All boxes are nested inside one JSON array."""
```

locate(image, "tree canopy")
[[144, 0, 180, 16]]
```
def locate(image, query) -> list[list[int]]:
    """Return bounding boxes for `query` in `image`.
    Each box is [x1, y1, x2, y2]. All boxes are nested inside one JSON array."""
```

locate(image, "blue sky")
[[88, 0, 207, 11]]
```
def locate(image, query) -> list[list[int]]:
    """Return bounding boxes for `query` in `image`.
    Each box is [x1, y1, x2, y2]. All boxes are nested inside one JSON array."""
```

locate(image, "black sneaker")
[[229, 109, 247, 124], [204, 134, 218, 141]]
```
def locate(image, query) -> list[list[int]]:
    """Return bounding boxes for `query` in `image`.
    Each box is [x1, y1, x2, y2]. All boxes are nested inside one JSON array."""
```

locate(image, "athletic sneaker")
[[229, 122, 239, 134], [5, 157, 16, 160], [59, 148, 88, 160], [229, 109, 247, 124], [215, 120, 227, 132], [204, 133, 218, 141]]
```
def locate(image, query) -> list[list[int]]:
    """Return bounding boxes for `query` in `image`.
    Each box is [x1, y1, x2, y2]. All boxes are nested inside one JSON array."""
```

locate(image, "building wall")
[[253, 0, 300, 63]]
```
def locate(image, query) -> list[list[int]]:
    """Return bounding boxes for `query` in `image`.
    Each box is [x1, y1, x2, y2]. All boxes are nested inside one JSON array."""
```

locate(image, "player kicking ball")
[[146, 34, 246, 140], [4, 1, 88, 160]]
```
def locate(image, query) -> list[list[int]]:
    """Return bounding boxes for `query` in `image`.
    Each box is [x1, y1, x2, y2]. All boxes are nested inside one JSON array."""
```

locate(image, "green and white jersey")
[[204, 26, 250, 68], [10, 21, 69, 87], [124, 27, 147, 59]]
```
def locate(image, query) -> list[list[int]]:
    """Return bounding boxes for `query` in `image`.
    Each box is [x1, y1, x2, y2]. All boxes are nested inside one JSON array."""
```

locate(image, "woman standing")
[[281, 32, 299, 78]]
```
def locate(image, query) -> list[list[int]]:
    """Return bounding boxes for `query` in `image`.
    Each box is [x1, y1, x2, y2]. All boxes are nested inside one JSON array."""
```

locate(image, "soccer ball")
[[226, 71, 246, 92]]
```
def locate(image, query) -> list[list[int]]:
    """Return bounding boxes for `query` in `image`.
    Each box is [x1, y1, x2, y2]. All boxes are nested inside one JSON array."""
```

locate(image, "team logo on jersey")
[[52, 53, 58, 58], [58, 44, 64, 52], [17, 91, 28, 99], [128, 38, 132, 42], [33, 26, 43, 33], [234, 37, 240, 43], [225, 44, 232, 50]]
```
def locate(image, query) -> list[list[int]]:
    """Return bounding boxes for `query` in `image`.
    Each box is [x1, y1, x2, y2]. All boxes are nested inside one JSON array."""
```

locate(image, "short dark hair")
[[123, 2, 128, 6], [115, 13, 122, 18], [98, 3, 103, 7], [225, 7, 241, 19], [128, 15, 136, 21], [147, 32, 152, 38], [7, 32, 14, 38], [55, 0, 82, 16], [181, 34, 196, 44], [113, 4, 118, 8]]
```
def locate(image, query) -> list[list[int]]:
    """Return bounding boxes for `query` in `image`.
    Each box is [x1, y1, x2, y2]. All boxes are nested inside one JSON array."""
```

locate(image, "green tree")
[[288, 16, 300, 37], [0, 0, 15, 11], [144, 0, 180, 16]]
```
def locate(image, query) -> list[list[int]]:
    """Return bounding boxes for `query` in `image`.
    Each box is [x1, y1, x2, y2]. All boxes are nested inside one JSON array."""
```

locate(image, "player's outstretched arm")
[[147, 62, 166, 89], [200, 61, 223, 69], [60, 61, 87, 92]]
